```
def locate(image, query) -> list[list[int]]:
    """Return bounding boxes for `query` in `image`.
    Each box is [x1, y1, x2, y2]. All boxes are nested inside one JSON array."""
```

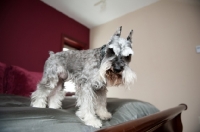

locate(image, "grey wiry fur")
[[31, 26, 136, 128]]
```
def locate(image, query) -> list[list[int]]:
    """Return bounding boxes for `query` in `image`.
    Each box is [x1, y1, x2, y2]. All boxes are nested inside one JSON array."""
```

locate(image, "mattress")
[[0, 95, 159, 132]]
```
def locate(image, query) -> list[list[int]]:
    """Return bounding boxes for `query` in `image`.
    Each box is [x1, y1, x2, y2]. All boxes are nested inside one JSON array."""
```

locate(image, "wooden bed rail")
[[96, 104, 187, 132]]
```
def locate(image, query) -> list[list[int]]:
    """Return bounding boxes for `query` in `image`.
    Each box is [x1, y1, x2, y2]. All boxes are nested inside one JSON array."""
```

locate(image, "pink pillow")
[[0, 62, 7, 93], [5, 65, 42, 97]]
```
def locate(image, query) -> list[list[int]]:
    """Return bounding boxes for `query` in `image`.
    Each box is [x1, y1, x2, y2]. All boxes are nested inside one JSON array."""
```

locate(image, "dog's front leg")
[[95, 88, 112, 120], [76, 83, 102, 128]]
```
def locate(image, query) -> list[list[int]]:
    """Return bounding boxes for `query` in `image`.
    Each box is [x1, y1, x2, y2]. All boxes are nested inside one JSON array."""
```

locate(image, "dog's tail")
[[49, 51, 54, 56]]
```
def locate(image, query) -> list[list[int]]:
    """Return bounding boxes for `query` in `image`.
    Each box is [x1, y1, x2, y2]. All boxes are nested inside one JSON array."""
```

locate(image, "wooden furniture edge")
[[96, 104, 187, 132]]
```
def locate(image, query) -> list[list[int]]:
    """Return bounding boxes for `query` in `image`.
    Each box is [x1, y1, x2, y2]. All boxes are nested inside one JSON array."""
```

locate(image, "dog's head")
[[100, 26, 136, 88]]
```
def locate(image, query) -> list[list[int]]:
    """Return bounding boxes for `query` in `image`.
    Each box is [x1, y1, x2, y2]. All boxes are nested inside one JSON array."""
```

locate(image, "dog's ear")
[[127, 30, 133, 43], [114, 26, 122, 37], [110, 26, 122, 42]]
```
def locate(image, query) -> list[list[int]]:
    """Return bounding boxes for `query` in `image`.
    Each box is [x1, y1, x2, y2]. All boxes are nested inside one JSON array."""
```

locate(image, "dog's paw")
[[31, 101, 46, 108], [85, 118, 102, 128], [48, 105, 62, 109], [98, 111, 112, 120], [75, 111, 84, 120]]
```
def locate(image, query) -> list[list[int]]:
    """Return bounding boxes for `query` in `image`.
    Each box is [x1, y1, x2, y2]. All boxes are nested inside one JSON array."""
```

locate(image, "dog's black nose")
[[113, 67, 123, 73]]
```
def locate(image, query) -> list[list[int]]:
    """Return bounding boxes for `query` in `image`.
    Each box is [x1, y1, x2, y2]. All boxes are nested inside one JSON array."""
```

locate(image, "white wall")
[[90, 0, 200, 132]]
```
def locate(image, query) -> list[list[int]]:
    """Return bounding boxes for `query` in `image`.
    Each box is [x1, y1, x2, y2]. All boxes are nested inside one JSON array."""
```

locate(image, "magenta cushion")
[[0, 62, 7, 93], [5, 65, 42, 97]]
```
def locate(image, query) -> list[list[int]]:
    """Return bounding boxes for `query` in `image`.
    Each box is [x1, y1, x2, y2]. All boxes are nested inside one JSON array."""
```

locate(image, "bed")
[[0, 94, 187, 132], [0, 62, 187, 132]]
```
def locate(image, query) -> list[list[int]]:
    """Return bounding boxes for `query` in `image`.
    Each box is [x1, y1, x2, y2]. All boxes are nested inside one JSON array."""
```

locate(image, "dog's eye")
[[106, 48, 115, 57], [123, 54, 131, 62]]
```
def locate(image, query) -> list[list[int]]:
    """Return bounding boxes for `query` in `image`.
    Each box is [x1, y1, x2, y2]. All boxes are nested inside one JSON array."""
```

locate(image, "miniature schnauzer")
[[31, 26, 136, 128]]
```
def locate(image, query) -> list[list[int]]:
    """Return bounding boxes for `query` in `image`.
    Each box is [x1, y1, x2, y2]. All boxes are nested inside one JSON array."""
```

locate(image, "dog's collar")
[[100, 44, 106, 61]]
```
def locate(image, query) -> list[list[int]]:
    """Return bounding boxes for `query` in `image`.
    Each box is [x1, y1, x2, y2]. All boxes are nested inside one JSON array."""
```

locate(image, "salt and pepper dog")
[[31, 26, 136, 128]]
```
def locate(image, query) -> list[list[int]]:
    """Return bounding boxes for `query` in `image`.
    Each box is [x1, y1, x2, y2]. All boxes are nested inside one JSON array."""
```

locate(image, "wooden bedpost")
[[96, 104, 187, 132]]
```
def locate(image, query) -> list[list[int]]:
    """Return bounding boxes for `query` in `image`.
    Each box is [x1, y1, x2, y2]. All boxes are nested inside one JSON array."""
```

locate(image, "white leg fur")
[[48, 80, 66, 109], [31, 88, 51, 108], [76, 83, 102, 128], [95, 88, 112, 120], [48, 91, 65, 109], [76, 110, 102, 128], [96, 107, 112, 120], [83, 114, 102, 128]]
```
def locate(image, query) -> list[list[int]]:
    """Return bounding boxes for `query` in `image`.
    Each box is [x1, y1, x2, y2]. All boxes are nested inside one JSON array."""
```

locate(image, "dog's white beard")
[[99, 60, 112, 83], [122, 66, 137, 89]]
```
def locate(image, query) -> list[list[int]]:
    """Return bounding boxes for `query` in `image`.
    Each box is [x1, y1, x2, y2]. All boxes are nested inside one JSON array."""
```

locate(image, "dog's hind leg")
[[47, 64, 68, 109], [31, 73, 61, 108], [48, 79, 66, 109], [31, 80, 52, 108], [31, 58, 67, 108], [95, 88, 112, 120]]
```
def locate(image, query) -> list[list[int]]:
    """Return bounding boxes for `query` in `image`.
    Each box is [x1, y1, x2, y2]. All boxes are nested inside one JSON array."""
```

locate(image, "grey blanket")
[[0, 95, 159, 132]]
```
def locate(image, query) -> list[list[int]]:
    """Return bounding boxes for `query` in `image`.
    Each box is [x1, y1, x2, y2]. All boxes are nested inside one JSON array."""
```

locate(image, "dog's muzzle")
[[113, 66, 124, 73], [112, 61, 125, 73]]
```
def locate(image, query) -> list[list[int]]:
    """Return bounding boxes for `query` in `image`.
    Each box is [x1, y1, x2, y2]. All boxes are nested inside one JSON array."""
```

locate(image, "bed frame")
[[96, 104, 187, 132]]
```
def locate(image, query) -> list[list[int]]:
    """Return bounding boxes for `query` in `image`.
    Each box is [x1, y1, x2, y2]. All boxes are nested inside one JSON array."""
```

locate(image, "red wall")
[[0, 0, 89, 72]]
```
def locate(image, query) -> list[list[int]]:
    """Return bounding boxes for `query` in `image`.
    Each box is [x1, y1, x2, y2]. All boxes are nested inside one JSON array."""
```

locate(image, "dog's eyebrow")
[[121, 47, 134, 56], [108, 44, 120, 56]]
